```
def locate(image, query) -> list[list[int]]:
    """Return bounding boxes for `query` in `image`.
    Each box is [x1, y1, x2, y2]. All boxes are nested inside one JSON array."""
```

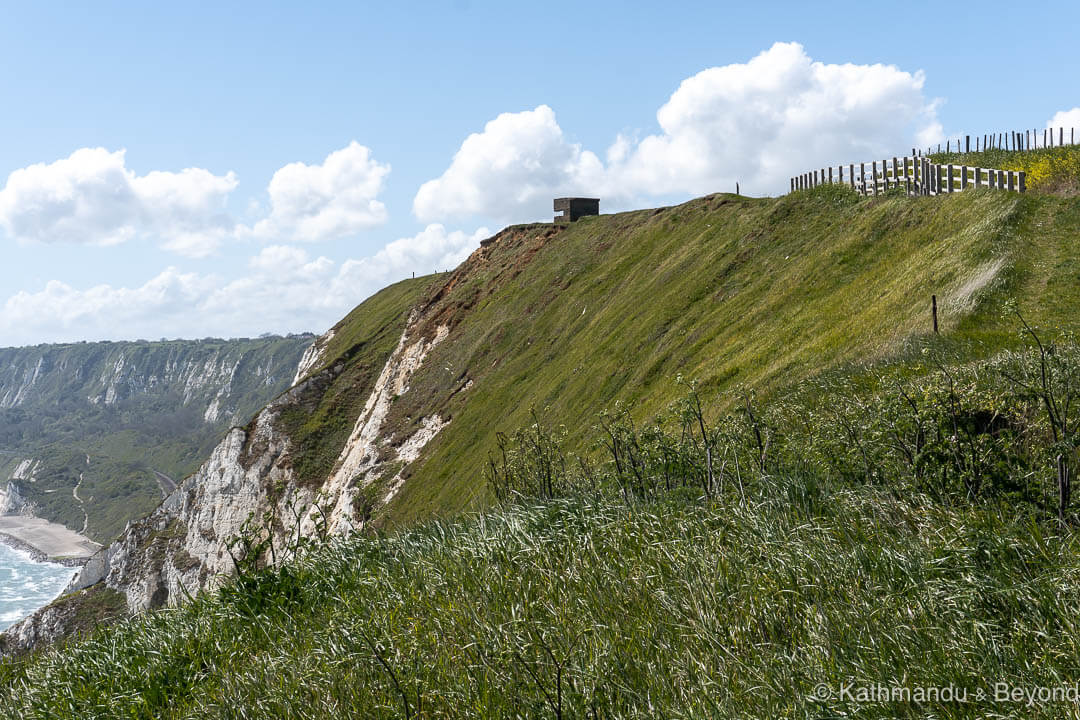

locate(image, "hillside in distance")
[[0, 335, 313, 542]]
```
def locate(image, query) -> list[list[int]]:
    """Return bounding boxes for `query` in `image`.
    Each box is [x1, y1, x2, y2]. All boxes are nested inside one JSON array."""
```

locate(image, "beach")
[[0, 516, 101, 567]]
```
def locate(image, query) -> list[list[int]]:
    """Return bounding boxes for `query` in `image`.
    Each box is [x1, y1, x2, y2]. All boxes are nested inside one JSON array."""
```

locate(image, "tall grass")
[[2, 477, 1079, 718]]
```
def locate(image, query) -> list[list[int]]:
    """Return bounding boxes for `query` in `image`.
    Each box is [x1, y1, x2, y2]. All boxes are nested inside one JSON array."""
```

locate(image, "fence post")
[[998, 169, 1006, 188], [988, 168, 995, 189], [1019, 170, 1026, 193], [1061, 127, 1064, 146], [828, 166, 833, 184], [947, 164, 954, 193], [1007, 170, 1015, 192]]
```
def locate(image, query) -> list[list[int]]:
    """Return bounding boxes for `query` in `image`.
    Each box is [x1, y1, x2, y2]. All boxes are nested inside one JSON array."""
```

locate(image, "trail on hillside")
[[151, 470, 176, 497], [73, 456, 89, 536]]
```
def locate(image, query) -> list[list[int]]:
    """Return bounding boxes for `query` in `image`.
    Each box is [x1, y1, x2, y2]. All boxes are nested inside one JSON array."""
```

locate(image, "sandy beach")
[[0, 516, 101, 566]]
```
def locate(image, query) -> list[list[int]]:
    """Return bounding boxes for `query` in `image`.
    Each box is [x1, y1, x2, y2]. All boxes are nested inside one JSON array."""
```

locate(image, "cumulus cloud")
[[413, 106, 604, 223], [414, 43, 942, 220], [244, 141, 391, 242], [0, 148, 237, 257], [0, 225, 488, 345], [608, 42, 941, 197], [1048, 108, 1080, 132]]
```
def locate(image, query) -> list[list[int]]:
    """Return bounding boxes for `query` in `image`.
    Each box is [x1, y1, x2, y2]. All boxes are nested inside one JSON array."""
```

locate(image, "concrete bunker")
[[554, 197, 599, 223]]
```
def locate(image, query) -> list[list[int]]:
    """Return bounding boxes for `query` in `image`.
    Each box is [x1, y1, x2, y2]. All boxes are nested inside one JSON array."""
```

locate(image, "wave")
[[0, 544, 75, 631]]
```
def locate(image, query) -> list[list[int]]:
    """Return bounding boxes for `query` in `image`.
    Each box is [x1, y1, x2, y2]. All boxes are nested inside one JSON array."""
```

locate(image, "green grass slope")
[[2, 479, 1078, 718], [382, 184, 1080, 526]]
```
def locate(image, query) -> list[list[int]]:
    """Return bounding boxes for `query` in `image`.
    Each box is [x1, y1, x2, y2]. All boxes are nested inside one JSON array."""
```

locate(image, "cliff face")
[[0, 336, 312, 418], [0, 235, 514, 651], [0, 335, 314, 542], [59, 309, 451, 615]]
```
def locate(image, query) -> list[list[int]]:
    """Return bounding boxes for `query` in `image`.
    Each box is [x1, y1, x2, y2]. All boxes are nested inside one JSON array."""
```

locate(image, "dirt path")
[[73, 455, 90, 535], [72, 474, 89, 535], [152, 470, 177, 497]]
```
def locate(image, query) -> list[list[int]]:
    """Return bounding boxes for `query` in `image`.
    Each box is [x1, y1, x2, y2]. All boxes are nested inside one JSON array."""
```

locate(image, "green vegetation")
[[3, 480, 1080, 717]]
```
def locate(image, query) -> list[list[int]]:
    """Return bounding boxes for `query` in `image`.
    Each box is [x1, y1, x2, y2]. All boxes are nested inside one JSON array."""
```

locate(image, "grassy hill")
[[366, 182, 1079, 527], [3, 146, 1080, 716]]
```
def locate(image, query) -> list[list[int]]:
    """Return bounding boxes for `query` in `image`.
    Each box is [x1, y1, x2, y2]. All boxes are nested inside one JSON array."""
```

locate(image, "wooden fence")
[[791, 156, 1025, 197], [789, 124, 1078, 196], [918, 125, 1079, 156]]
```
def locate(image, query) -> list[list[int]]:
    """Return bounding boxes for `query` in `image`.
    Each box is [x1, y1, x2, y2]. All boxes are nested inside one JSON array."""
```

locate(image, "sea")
[[0, 542, 75, 631]]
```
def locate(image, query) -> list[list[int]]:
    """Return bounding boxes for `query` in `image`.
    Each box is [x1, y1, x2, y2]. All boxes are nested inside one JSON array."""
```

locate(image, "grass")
[[2, 478, 1079, 718]]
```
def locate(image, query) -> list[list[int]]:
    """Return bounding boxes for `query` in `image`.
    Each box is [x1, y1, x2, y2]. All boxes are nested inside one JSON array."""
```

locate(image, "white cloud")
[[1048, 108, 1080, 132], [244, 141, 390, 242], [413, 105, 604, 223], [0, 148, 237, 257], [0, 225, 488, 345], [608, 42, 941, 197], [414, 43, 942, 219]]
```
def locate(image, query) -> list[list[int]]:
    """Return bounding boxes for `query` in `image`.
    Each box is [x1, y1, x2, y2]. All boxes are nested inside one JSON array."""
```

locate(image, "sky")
[[1, 1, 1078, 347]]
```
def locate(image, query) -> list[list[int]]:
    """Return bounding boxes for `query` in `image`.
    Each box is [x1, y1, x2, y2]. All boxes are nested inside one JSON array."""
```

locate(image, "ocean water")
[[0, 543, 76, 631]]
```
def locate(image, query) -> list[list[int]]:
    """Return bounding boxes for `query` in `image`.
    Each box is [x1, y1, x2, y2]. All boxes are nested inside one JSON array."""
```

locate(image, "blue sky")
[[1, 1, 1078, 346]]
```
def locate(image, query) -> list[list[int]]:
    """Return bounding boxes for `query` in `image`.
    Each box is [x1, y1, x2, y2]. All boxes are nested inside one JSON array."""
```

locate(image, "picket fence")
[[788, 125, 1080, 197], [791, 156, 1025, 197]]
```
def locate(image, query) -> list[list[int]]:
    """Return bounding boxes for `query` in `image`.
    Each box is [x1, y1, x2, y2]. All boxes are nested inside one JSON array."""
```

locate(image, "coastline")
[[0, 516, 101, 567]]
